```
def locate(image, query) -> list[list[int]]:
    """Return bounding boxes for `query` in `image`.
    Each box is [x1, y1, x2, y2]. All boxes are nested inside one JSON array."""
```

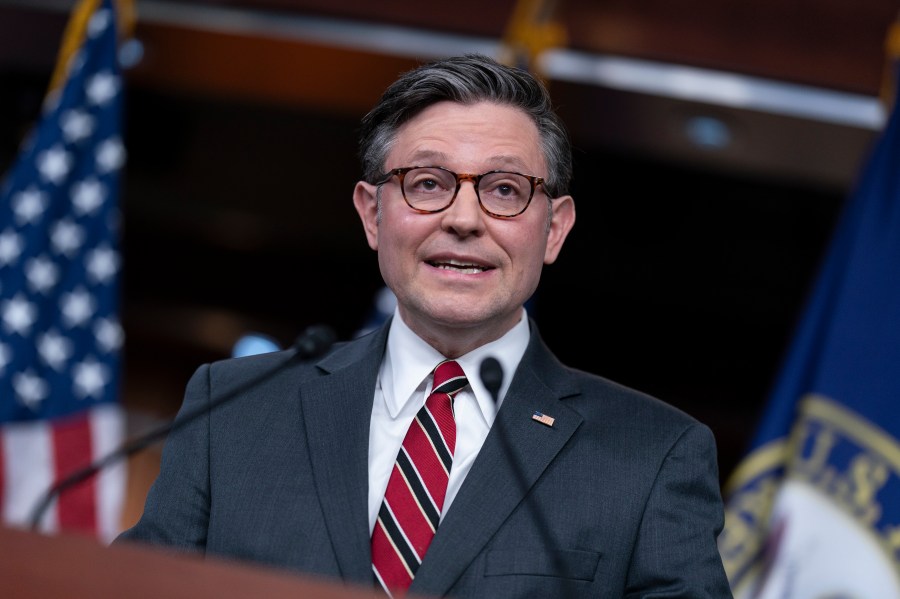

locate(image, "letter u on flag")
[[719, 21, 900, 599], [0, 0, 133, 543]]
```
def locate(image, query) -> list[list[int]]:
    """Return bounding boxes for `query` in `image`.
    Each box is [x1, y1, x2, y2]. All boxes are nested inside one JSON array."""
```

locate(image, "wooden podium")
[[0, 526, 382, 598]]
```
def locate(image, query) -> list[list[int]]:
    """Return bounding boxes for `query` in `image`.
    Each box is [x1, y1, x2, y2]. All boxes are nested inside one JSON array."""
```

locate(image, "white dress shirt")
[[367, 308, 531, 533]]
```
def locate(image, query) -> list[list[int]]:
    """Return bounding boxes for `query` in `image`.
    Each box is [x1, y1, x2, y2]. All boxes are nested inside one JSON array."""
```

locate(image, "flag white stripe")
[[90, 404, 125, 544], [2, 420, 57, 532]]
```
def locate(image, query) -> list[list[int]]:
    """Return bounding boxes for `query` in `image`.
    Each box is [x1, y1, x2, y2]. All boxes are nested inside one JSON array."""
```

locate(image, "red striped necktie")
[[371, 360, 469, 596]]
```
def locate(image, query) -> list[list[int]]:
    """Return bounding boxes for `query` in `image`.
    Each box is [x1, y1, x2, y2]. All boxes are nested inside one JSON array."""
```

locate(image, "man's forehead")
[[387, 101, 543, 169], [399, 99, 530, 125]]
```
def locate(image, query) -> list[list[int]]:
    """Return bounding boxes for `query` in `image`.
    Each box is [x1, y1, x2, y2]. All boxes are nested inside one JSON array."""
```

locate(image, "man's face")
[[353, 101, 575, 354]]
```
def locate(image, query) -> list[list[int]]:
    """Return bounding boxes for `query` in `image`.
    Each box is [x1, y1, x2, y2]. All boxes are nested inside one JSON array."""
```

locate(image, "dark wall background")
[[2, 64, 851, 481]]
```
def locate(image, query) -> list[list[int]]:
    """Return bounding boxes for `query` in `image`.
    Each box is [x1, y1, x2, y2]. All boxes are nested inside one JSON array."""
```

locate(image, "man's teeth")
[[433, 259, 487, 274]]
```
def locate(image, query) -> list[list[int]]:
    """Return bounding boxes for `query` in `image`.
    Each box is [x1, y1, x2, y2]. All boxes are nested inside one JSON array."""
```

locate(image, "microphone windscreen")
[[293, 325, 337, 358], [479, 356, 504, 403]]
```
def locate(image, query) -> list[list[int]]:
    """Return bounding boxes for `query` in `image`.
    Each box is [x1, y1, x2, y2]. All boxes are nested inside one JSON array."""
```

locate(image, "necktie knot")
[[431, 360, 468, 398]]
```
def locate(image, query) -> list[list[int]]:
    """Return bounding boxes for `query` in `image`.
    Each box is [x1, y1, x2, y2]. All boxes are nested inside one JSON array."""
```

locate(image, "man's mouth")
[[427, 258, 490, 275]]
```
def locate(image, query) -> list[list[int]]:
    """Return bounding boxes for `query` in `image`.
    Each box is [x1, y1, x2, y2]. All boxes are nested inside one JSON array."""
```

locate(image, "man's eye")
[[410, 176, 446, 193]]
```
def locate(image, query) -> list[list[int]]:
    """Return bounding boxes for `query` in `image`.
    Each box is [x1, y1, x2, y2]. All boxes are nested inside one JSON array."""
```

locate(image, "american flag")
[[531, 411, 555, 427], [0, 0, 126, 542]]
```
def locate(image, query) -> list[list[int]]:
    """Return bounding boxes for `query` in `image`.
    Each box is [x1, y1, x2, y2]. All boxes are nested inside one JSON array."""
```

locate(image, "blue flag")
[[719, 63, 900, 597], [0, 0, 126, 541]]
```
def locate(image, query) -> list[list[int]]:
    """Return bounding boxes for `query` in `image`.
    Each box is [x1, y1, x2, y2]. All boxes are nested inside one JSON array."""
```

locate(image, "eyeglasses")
[[374, 166, 546, 218]]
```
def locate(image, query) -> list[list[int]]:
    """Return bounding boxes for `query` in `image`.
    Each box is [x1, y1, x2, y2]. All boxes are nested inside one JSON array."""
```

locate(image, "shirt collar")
[[382, 307, 531, 425]]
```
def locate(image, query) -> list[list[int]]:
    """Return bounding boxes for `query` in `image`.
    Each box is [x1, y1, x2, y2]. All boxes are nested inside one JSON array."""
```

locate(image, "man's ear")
[[353, 181, 379, 251], [543, 195, 576, 264]]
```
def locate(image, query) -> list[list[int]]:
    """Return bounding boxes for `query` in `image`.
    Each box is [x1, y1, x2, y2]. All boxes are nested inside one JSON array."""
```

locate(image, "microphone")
[[292, 324, 337, 359], [29, 324, 337, 532], [479, 356, 504, 408], [478, 356, 574, 589]]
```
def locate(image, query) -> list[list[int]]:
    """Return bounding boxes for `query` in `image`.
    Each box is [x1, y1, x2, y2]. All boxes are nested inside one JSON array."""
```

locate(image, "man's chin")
[[416, 304, 520, 334]]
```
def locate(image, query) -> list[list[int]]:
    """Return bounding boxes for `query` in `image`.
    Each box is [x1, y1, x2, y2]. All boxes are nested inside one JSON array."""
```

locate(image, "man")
[[119, 54, 732, 598]]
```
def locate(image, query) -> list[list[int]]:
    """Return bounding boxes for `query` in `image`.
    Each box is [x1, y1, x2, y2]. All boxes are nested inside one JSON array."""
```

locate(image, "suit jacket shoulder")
[[116, 324, 390, 585]]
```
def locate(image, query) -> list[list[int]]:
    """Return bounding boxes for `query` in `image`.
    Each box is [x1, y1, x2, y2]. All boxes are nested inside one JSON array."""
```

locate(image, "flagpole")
[[48, 0, 137, 96]]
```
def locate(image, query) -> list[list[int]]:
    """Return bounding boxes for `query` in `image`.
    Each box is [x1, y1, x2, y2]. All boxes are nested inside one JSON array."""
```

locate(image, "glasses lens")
[[478, 172, 532, 216], [402, 167, 457, 211]]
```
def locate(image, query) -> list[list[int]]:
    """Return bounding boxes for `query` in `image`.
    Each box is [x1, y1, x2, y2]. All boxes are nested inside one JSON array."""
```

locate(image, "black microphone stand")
[[29, 325, 337, 532]]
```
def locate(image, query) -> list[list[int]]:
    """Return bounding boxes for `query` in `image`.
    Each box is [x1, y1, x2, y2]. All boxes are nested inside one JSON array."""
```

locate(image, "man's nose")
[[440, 181, 486, 234]]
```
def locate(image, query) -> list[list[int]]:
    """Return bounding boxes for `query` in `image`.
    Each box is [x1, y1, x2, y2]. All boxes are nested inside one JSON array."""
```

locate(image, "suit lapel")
[[411, 328, 583, 596], [299, 324, 388, 585]]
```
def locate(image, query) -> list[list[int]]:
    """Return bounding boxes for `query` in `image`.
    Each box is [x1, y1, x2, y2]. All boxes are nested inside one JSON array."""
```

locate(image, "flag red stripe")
[[52, 412, 97, 535], [0, 436, 5, 514]]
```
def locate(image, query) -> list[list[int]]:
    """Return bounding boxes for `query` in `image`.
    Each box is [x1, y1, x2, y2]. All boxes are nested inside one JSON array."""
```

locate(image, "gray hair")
[[359, 54, 572, 198]]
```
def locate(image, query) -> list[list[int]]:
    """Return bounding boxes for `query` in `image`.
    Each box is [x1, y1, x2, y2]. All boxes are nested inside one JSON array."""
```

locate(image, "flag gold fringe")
[[499, 0, 567, 79], [47, 0, 137, 95]]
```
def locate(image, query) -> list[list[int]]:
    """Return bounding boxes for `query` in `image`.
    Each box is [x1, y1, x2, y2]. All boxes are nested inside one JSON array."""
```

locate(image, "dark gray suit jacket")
[[118, 321, 732, 598]]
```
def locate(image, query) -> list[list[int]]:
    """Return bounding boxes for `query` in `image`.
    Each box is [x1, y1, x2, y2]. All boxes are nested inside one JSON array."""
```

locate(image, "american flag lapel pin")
[[532, 411, 555, 427]]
